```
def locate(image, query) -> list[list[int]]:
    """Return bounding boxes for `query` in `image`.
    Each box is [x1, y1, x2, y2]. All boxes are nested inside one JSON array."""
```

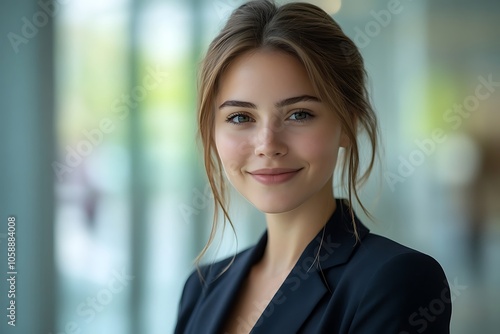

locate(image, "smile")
[[248, 168, 303, 185]]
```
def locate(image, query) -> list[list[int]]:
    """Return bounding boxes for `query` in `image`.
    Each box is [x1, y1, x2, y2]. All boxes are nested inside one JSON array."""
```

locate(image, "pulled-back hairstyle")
[[196, 0, 378, 266]]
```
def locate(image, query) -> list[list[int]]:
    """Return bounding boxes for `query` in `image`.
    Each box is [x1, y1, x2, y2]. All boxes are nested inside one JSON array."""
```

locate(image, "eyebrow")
[[218, 94, 321, 110]]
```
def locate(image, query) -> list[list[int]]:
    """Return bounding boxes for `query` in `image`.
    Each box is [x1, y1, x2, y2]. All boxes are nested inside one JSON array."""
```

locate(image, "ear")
[[339, 128, 350, 148]]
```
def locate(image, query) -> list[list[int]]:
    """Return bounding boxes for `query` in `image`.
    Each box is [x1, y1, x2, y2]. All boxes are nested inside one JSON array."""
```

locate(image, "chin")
[[249, 197, 302, 215]]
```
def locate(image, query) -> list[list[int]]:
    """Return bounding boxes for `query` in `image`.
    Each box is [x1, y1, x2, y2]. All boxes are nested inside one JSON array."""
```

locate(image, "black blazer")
[[175, 199, 451, 333]]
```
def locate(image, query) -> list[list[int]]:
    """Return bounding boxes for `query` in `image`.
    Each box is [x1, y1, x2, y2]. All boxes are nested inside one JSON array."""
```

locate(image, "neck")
[[260, 181, 336, 275]]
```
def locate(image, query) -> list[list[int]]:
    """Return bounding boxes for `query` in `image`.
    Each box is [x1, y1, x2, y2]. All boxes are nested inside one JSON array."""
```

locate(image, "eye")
[[288, 110, 313, 122], [226, 113, 253, 124]]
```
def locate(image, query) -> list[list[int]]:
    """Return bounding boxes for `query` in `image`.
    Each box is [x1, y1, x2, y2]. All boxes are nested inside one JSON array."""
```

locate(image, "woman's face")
[[214, 49, 346, 214]]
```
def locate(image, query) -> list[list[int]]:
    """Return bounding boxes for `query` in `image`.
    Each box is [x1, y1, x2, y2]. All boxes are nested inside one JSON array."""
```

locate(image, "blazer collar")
[[311, 198, 370, 270], [195, 234, 267, 333], [250, 198, 370, 333], [200, 198, 370, 334]]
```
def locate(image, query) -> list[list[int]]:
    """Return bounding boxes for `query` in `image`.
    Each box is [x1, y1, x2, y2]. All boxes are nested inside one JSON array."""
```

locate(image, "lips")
[[248, 168, 303, 185]]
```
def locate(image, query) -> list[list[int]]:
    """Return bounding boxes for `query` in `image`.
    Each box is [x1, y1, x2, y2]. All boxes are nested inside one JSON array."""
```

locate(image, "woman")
[[175, 1, 451, 333]]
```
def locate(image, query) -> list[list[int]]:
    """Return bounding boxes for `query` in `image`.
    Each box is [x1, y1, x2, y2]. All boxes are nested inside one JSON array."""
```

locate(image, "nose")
[[254, 126, 288, 158]]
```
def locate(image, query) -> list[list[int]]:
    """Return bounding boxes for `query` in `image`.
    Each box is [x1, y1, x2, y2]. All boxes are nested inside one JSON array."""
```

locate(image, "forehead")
[[217, 49, 316, 104]]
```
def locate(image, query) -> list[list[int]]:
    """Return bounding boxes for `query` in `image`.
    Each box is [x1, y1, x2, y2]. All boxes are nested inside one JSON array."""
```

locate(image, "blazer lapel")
[[190, 199, 369, 334], [192, 233, 268, 334], [251, 199, 370, 333]]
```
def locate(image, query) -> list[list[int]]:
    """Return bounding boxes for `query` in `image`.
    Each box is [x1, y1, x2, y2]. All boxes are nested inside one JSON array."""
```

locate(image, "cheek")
[[215, 130, 252, 175], [294, 128, 341, 167]]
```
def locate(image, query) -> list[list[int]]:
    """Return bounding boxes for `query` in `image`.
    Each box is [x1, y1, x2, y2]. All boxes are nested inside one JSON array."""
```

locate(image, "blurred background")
[[1, 0, 499, 333]]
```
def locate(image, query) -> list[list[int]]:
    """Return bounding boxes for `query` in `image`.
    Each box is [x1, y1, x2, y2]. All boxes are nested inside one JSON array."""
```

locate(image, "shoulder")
[[338, 233, 452, 333], [349, 233, 447, 281], [346, 233, 450, 299]]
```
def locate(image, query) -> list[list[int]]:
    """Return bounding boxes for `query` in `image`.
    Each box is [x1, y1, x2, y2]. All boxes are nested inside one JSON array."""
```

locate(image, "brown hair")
[[196, 0, 378, 267]]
